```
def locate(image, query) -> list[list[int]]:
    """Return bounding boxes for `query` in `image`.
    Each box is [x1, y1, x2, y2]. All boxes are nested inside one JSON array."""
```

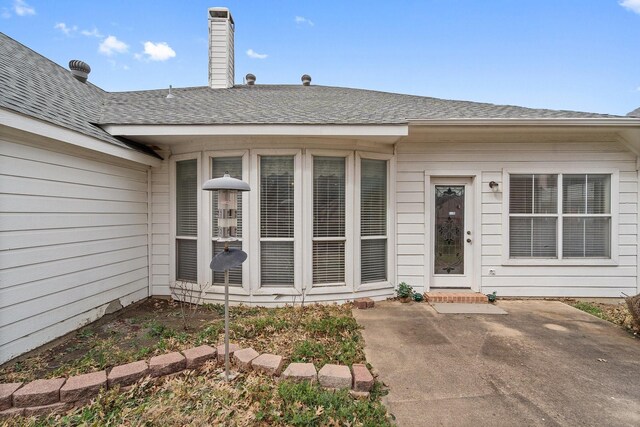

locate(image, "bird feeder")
[[202, 173, 250, 381]]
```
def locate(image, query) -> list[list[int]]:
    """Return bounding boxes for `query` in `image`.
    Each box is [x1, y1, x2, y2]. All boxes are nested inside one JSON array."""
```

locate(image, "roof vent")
[[69, 60, 91, 83], [301, 74, 311, 86], [245, 73, 256, 85], [166, 85, 175, 99]]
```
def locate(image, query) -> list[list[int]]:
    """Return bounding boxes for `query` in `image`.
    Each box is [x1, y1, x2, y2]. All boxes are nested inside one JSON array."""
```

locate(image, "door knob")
[[466, 238, 472, 243]]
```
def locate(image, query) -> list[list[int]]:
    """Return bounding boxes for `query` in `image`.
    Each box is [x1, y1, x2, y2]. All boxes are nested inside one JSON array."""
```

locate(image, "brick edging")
[[0, 344, 375, 419]]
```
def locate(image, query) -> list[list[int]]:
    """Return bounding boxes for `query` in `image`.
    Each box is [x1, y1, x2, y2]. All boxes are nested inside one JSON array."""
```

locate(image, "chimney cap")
[[208, 7, 234, 25], [245, 74, 256, 85], [301, 74, 312, 86]]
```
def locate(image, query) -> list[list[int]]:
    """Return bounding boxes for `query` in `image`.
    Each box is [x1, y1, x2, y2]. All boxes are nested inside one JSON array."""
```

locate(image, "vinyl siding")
[[0, 138, 150, 363], [396, 136, 638, 297]]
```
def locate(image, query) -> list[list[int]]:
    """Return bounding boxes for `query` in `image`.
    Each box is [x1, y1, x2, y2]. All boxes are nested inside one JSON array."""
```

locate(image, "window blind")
[[509, 173, 611, 260], [562, 174, 611, 258], [260, 156, 295, 286], [361, 159, 387, 237], [361, 159, 387, 283], [176, 159, 197, 282], [176, 159, 197, 237], [509, 174, 558, 258], [211, 157, 243, 285], [313, 157, 346, 285]]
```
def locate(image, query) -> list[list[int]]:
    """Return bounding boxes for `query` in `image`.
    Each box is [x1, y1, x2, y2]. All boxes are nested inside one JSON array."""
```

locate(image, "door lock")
[[466, 238, 472, 243]]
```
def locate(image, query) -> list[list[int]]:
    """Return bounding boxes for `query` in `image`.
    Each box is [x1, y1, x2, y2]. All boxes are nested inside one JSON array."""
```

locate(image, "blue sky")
[[2, 0, 640, 115]]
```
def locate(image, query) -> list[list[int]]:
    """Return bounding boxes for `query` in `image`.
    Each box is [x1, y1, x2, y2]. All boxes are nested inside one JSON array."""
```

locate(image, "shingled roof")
[[0, 33, 158, 158], [0, 31, 628, 150], [99, 84, 619, 126]]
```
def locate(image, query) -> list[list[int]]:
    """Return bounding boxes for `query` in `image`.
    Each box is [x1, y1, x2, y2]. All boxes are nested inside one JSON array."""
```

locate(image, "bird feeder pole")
[[202, 173, 250, 382]]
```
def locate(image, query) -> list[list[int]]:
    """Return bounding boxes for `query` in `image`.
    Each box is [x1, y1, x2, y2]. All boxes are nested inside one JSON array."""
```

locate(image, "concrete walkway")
[[354, 300, 640, 427]]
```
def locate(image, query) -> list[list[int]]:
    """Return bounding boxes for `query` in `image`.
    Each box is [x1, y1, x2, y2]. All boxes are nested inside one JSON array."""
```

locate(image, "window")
[[509, 173, 611, 259], [360, 159, 387, 283], [260, 156, 295, 286], [562, 174, 611, 258], [175, 159, 198, 282], [211, 157, 243, 285], [313, 156, 346, 285]]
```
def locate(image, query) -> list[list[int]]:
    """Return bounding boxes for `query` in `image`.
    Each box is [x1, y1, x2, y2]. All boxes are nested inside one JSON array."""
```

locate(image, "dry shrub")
[[625, 293, 640, 330]]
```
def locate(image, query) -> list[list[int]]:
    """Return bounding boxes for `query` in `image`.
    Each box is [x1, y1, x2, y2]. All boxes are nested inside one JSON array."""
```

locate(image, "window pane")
[[176, 159, 197, 236], [314, 157, 345, 238], [510, 217, 557, 258], [212, 240, 242, 285], [176, 239, 197, 282], [534, 174, 557, 214], [509, 174, 557, 214], [313, 241, 345, 285], [563, 174, 586, 214], [361, 159, 387, 236], [212, 157, 243, 237], [563, 217, 611, 258], [260, 156, 294, 238], [587, 174, 610, 214], [260, 241, 294, 286], [361, 239, 387, 283], [509, 175, 533, 214]]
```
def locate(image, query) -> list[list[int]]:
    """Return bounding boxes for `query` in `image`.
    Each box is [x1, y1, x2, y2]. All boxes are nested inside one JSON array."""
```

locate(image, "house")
[[2, 7, 640, 364]]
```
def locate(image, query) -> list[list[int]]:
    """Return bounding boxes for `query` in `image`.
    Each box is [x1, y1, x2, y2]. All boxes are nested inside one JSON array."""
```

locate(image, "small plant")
[[170, 281, 212, 330], [487, 291, 497, 303], [413, 293, 424, 302], [573, 301, 605, 319], [396, 282, 414, 301]]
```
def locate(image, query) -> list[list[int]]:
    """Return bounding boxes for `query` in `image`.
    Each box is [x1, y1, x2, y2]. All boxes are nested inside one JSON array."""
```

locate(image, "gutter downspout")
[[147, 167, 153, 298]]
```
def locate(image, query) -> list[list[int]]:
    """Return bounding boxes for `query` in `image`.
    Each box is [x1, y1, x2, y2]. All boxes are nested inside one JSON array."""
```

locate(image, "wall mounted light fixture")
[[489, 181, 499, 191]]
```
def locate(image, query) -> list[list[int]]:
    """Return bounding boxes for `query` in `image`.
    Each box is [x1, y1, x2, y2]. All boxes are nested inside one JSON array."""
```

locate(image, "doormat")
[[431, 303, 508, 315]]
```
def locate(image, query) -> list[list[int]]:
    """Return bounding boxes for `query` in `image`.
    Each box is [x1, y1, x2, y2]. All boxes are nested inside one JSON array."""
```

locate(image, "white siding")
[[151, 153, 171, 296], [397, 136, 638, 297], [0, 139, 150, 363]]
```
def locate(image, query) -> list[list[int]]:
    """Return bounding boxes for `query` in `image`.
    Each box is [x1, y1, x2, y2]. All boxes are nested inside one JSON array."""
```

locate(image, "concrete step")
[[424, 291, 488, 304]]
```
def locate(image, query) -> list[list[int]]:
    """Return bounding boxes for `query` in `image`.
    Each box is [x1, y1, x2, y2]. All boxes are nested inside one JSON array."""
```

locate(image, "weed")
[[573, 301, 605, 319]]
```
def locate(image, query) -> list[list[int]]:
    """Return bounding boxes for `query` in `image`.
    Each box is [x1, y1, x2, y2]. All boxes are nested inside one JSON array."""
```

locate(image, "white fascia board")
[[101, 124, 409, 138], [0, 108, 161, 167], [407, 118, 640, 127]]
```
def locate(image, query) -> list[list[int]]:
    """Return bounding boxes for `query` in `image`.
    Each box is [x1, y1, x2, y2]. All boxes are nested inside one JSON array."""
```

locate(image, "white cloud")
[[295, 16, 314, 26], [620, 0, 640, 14], [13, 0, 35, 16], [140, 41, 176, 61], [246, 48, 268, 59], [54, 22, 77, 35], [81, 27, 103, 38], [99, 35, 129, 56]]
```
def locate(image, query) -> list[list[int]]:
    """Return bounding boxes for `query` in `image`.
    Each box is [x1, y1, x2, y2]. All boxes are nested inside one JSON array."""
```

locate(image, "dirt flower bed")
[[565, 299, 639, 336], [1, 298, 391, 426]]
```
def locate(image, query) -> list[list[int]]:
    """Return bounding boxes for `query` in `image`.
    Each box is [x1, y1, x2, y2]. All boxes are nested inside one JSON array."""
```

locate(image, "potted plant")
[[396, 282, 414, 303]]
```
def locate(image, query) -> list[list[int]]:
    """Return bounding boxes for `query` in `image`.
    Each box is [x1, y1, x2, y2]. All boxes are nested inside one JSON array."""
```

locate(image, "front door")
[[430, 178, 474, 288]]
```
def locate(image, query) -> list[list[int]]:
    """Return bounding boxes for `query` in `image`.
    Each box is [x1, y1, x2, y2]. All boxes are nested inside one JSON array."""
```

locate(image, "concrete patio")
[[354, 300, 640, 427]]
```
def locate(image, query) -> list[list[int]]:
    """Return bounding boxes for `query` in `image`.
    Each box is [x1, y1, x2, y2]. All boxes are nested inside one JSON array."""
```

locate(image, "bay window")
[[312, 156, 346, 285], [175, 159, 198, 282], [360, 159, 388, 283], [211, 156, 243, 285], [259, 156, 295, 287]]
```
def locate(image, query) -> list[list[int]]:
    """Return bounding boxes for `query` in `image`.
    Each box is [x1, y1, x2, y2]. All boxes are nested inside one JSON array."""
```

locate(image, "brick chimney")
[[208, 7, 235, 89]]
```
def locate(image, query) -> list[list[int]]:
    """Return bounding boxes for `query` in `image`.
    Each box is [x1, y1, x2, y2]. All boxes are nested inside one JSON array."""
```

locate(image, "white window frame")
[[502, 168, 619, 266], [250, 149, 303, 296], [304, 150, 355, 295], [204, 150, 250, 296], [355, 152, 396, 291], [169, 153, 203, 287]]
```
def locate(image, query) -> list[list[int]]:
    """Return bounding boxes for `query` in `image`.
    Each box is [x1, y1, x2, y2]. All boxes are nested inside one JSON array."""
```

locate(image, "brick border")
[[0, 345, 375, 420]]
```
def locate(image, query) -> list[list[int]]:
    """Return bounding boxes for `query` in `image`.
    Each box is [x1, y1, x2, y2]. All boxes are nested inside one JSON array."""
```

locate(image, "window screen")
[[360, 159, 387, 283], [176, 159, 197, 282]]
